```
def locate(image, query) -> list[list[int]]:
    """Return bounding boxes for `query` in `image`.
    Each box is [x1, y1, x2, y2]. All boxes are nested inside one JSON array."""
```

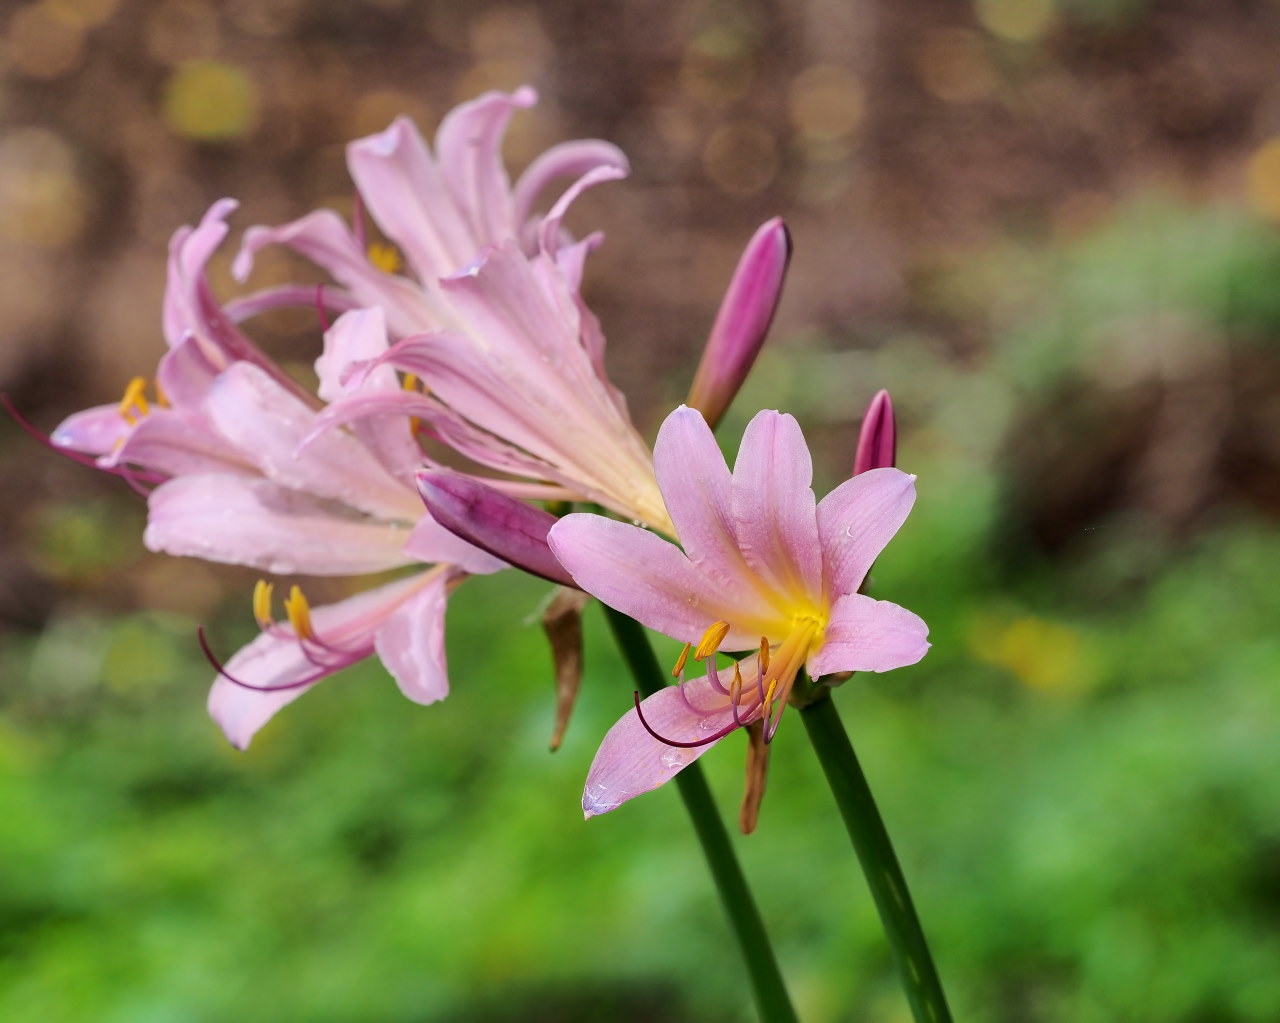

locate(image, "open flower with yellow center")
[[547, 405, 930, 818]]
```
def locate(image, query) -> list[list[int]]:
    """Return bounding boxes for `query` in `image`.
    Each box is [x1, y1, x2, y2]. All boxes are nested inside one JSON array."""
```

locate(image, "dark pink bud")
[[416, 471, 575, 588], [853, 389, 896, 475], [686, 218, 791, 430]]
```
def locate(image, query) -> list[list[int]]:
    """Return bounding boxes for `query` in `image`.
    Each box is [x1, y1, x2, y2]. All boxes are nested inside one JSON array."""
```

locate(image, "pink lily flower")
[[546, 405, 930, 818]]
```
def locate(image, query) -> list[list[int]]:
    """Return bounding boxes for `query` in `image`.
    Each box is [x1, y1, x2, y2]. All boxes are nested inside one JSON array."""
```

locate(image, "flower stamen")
[[283, 585, 316, 642], [117, 377, 151, 425], [696, 620, 730, 660], [252, 580, 275, 630], [671, 641, 691, 678]]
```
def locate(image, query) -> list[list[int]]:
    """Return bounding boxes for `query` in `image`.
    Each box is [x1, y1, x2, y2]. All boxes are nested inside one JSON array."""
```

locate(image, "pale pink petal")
[[204, 362, 421, 522], [374, 569, 454, 705], [233, 209, 435, 337], [807, 592, 930, 676], [731, 410, 822, 599], [402, 512, 507, 576], [582, 673, 739, 818], [144, 475, 413, 575], [535, 164, 626, 262], [548, 514, 774, 648], [51, 404, 131, 456], [347, 117, 476, 282], [104, 410, 254, 478], [434, 86, 536, 247], [156, 334, 221, 408], [208, 573, 430, 749], [815, 468, 917, 599], [653, 406, 781, 619], [513, 138, 629, 229], [162, 198, 236, 349]]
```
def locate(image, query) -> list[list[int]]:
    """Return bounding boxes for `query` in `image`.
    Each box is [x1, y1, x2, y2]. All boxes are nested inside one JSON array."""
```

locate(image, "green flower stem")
[[603, 607, 799, 1023], [799, 691, 954, 1023]]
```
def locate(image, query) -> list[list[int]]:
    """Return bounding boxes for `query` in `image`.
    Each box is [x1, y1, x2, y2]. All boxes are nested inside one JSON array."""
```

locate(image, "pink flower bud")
[[853, 389, 896, 476]]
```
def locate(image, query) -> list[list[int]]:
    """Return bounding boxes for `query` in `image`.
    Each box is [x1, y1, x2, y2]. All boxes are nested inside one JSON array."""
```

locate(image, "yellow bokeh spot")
[[0, 127, 87, 248], [42, 0, 121, 29], [162, 59, 258, 141], [788, 64, 866, 142], [702, 121, 777, 196], [915, 28, 997, 104], [975, 0, 1055, 43], [970, 613, 1095, 695], [6, 3, 84, 79], [1245, 137, 1280, 221]]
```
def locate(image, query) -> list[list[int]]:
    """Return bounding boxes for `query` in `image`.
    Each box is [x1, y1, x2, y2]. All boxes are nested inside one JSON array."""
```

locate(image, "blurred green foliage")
[[3, 206, 1279, 1023]]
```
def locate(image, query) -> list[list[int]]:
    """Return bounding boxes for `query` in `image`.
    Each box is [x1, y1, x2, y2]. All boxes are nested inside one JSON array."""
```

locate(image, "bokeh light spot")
[[702, 121, 777, 196], [162, 59, 258, 141], [915, 28, 998, 104], [0, 127, 86, 247], [5, 3, 85, 79], [975, 0, 1055, 43], [42, 0, 120, 30], [1245, 137, 1280, 221], [788, 64, 865, 142]]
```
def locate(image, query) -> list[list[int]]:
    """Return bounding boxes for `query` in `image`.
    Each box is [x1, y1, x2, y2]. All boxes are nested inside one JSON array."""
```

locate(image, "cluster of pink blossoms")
[[45, 87, 927, 819]]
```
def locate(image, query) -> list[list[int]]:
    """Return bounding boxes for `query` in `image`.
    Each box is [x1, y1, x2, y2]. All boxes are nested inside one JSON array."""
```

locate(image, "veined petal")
[[347, 116, 477, 282], [144, 475, 413, 575], [402, 510, 508, 577], [513, 138, 630, 230], [104, 409, 254, 478], [808, 592, 930, 676], [51, 404, 132, 456], [435, 86, 535, 248], [582, 672, 738, 818], [653, 406, 780, 615], [208, 573, 432, 749], [156, 333, 221, 409], [548, 514, 775, 648], [233, 209, 435, 338], [374, 568, 454, 705], [162, 198, 236, 349], [815, 468, 917, 599], [205, 362, 421, 523], [731, 410, 822, 601]]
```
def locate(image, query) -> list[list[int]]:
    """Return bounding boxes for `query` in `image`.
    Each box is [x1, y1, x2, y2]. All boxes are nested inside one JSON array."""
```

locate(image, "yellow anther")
[[368, 242, 403, 275], [283, 585, 316, 641], [695, 620, 730, 660], [730, 661, 743, 702], [117, 376, 150, 424], [252, 580, 275, 629], [759, 636, 771, 674], [153, 379, 171, 408], [671, 642, 691, 678], [762, 677, 779, 718]]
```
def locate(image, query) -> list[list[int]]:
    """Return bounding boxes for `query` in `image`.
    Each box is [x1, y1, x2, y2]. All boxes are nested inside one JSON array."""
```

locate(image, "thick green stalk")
[[799, 691, 953, 1023], [603, 607, 799, 1023]]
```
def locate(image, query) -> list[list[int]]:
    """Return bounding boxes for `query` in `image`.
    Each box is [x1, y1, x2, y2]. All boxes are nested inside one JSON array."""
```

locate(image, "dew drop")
[[697, 717, 719, 732], [660, 749, 686, 769]]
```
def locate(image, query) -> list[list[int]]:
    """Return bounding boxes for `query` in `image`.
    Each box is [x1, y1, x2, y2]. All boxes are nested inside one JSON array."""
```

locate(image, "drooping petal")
[[652, 406, 781, 617], [50, 404, 132, 456], [548, 514, 775, 648], [402, 508, 508, 577], [347, 116, 477, 282], [104, 409, 254, 478], [374, 568, 454, 705], [233, 209, 435, 338], [162, 198, 236, 349], [144, 475, 413, 575], [207, 573, 431, 749], [815, 468, 917, 600], [512, 138, 629, 231], [807, 592, 930, 676], [582, 673, 740, 818], [731, 409, 823, 601], [204, 362, 421, 522], [434, 86, 536, 248], [686, 218, 791, 430]]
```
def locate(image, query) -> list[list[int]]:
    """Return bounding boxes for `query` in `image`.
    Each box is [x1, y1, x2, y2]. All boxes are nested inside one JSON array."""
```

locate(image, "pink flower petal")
[[652, 406, 782, 621], [233, 209, 435, 338], [51, 404, 131, 456], [402, 510, 508, 577], [807, 592, 930, 676], [814, 468, 917, 599], [434, 86, 535, 248], [144, 475, 413, 575], [548, 514, 773, 649], [513, 138, 629, 230], [208, 573, 432, 749], [104, 409, 253, 478], [582, 673, 738, 818], [374, 569, 454, 705], [156, 334, 221, 409], [204, 362, 420, 523], [347, 116, 477, 282], [731, 410, 823, 600]]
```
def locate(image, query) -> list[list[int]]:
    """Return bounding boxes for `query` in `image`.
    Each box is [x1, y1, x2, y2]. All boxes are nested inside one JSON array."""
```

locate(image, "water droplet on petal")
[[660, 749, 687, 769], [583, 782, 616, 816], [698, 717, 719, 732]]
